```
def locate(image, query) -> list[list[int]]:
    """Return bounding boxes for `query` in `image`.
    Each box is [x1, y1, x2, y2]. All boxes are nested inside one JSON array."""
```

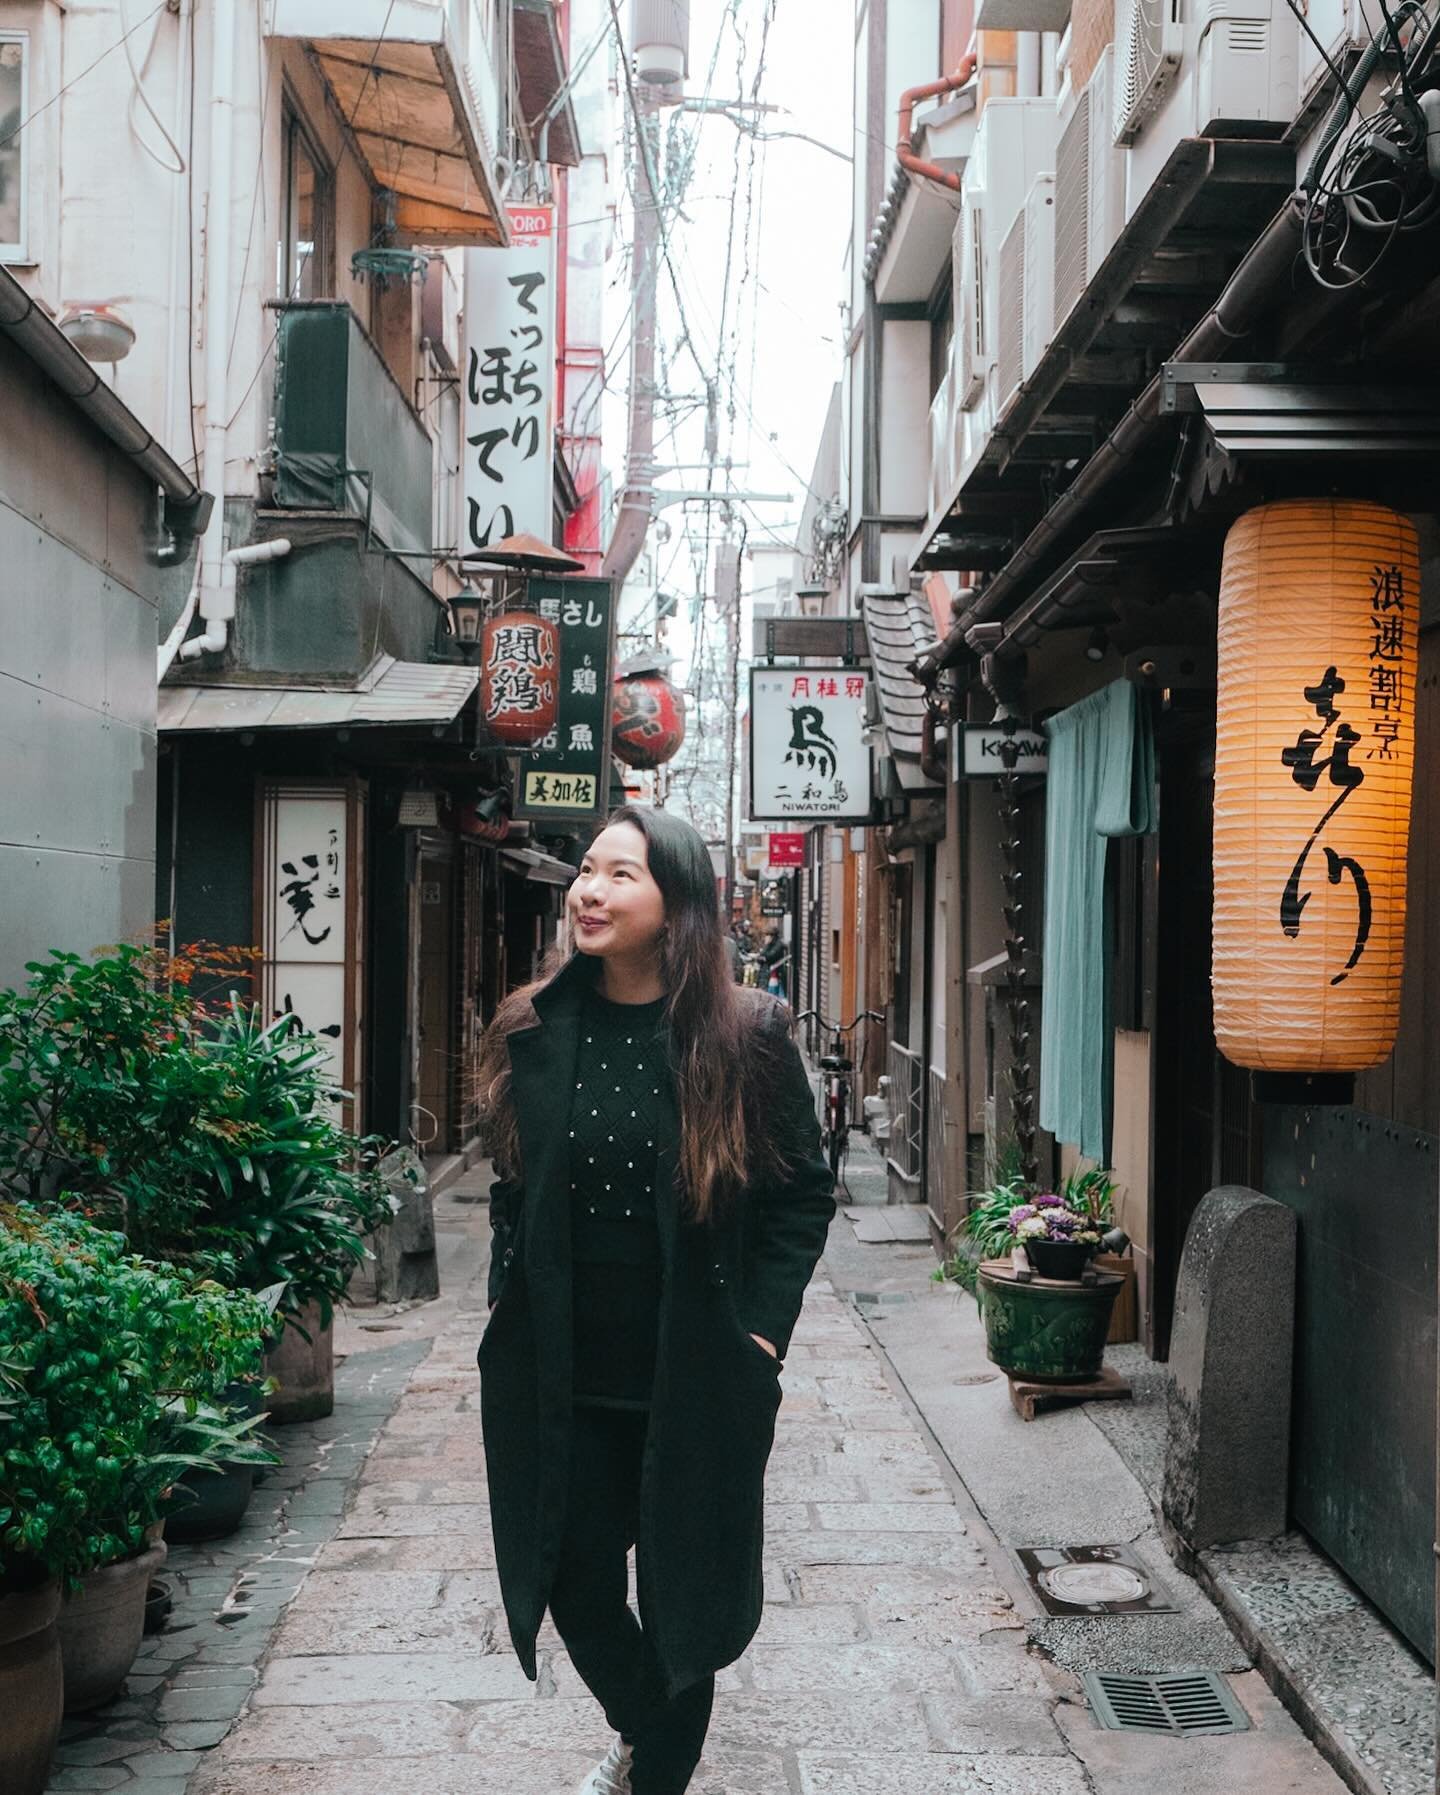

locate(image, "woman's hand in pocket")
[[749, 1333, 777, 1359]]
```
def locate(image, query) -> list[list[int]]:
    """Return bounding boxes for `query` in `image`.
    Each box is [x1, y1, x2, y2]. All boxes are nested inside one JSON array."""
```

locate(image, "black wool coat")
[[476, 954, 835, 1699]]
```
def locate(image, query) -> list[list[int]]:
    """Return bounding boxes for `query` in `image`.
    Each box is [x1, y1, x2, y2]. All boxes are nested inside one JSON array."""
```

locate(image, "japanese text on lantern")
[[1367, 562, 1405, 761], [463, 208, 556, 548], [1279, 667, 1371, 986], [484, 620, 556, 722]]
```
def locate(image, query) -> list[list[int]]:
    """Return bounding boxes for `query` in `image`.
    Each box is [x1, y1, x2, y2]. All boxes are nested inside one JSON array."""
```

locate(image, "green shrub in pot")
[[0, 944, 394, 1332], [0, 1204, 275, 1586]]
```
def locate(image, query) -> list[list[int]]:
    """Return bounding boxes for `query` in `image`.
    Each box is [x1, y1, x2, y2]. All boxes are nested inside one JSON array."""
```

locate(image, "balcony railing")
[[271, 302, 434, 561]]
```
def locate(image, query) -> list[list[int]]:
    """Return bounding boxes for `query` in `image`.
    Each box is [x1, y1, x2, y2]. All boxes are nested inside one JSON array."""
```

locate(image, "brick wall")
[[1069, 0, 1115, 96]]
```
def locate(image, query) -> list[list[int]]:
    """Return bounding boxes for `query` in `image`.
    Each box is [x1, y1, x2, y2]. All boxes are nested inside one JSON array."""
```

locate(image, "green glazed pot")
[[978, 1263, 1123, 1383]]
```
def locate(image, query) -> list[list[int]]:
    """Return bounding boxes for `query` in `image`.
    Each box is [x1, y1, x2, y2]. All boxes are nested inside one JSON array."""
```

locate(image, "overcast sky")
[[605, 0, 855, 601]]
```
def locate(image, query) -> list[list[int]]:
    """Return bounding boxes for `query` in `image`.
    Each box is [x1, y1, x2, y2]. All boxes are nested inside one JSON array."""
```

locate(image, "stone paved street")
[[188, 1251, 1089, 1795], [44, 1169, 1351, 1795]]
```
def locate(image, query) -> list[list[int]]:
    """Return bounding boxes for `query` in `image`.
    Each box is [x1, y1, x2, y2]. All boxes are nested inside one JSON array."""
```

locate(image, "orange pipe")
[[897, 49, 979, 192]]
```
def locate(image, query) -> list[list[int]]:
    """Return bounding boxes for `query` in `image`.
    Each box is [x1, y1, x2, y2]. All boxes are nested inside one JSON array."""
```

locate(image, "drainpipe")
[[920, 706, 948, 785], [183, 0, 238, 662], [897, 46, 978, 193], [165, 538, 291, 673]]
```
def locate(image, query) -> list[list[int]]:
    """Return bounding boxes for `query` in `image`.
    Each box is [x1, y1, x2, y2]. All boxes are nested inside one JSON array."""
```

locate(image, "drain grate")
[[1084, 1670, 1251, 1737]]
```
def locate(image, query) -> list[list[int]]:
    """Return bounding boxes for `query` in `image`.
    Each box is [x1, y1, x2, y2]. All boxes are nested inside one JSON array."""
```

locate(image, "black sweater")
[[567, 988, 673, 1407]]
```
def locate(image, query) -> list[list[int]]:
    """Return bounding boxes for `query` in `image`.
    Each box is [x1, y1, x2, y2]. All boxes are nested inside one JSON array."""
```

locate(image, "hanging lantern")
[[1212, 499, 1419, 1076], [612, 666, 686, 768], [479, 608, 559, 747]]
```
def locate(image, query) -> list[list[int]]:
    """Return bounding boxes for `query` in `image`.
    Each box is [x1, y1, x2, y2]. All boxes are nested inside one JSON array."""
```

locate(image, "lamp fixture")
[[796, 584, 828, 619], [58, 304, 136, 364], [449, 588, 485, 645], [1085, 627, 1109, 663]]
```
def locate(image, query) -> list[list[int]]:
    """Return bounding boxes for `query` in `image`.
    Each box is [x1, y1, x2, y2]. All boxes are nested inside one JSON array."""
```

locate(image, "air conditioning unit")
[[1296, 0, 1369, 109], [1022, 175, 1056, 380], [928, 344, 959, 517], [1055, 48, 1128, 331], [1118, 0, 1299, 208], [954, 201, 989, 409], [1115, 0, 1184, 143], [995, 208, 1025, 418]]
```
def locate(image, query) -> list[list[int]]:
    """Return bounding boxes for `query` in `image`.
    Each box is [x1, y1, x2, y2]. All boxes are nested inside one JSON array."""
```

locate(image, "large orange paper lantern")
[[480, 610, 559, 747], [612, 669, 686, 769], [1212, 499, 1419, 1074]]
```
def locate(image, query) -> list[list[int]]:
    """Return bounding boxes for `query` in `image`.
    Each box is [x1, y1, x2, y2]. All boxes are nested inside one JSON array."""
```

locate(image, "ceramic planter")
[[978, 1262, 1124, 1382], [0, 1576, 64, 1795], [58, 1538, 167, 1713], [264, 1301, 334, 1423], [1023, 1238, 1096, 1281], [162, 1461, 258, 1544]]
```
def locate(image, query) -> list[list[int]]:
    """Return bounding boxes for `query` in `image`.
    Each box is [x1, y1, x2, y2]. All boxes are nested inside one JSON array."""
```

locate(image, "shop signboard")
[[462, 205, 556, 550], [767, 831, 806, 866], [749, 667, 872, 823], [760, 875, 790, 917], [513, 577, 615, 823], [962, 724, 1048, 777]]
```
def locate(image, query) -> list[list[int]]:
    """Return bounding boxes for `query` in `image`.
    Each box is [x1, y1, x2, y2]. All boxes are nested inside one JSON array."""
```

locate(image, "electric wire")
[[0, 0, 169, 151]]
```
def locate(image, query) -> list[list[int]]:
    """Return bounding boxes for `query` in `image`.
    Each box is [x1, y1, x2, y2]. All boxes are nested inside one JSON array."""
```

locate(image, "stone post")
[[1162, 1185, 1297, 1556]]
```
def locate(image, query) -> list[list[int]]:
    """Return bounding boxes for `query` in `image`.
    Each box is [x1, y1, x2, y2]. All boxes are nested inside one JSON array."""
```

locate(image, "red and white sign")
[[768, 832, 806, 866]]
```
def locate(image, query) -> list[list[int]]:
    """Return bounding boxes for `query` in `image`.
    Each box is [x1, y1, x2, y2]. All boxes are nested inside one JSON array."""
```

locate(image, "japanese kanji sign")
[[463, 206, 556, 550], [513, 577, 616, 824], [748, 668, 872, 823], [767, 832, 806, 866], [1211, 500, 1420, 1076]]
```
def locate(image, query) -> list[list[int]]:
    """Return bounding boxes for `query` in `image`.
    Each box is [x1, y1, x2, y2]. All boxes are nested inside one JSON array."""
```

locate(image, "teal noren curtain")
[[1038, 680, 1157, 1164]]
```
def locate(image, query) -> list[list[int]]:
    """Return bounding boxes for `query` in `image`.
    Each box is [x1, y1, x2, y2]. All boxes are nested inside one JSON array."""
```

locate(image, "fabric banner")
[[1038, 681, 1157, 1163]]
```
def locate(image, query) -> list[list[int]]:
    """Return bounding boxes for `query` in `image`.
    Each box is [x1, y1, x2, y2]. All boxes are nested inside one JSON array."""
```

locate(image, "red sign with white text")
[[768, 832, 806, 866]]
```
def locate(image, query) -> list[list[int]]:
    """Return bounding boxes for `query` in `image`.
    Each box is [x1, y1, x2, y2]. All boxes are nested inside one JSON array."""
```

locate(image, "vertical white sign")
[[260, 783, 356, 1100], [463, 205, 556, 549], [748, 668, 873, 823]]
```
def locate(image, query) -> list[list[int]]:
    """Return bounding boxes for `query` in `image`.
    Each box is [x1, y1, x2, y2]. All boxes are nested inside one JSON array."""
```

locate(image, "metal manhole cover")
[[1085, 1670, 1251, 1736], [1016, 1544, 1176, 1615], [1040, 1562, 1149, 1606]]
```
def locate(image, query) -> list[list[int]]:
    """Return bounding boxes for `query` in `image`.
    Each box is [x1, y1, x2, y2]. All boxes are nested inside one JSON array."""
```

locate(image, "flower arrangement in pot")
[[0, 1204, 275, 1720], [1006, 1194, 1105, 1280]]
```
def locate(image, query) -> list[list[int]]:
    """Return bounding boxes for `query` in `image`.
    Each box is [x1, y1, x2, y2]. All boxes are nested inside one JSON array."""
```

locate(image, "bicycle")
[[794, 1009, 885, 1176]]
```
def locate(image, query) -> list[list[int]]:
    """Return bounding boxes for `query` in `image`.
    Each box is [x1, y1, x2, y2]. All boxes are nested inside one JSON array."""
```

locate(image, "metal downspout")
[[896, 50, 979, 192]]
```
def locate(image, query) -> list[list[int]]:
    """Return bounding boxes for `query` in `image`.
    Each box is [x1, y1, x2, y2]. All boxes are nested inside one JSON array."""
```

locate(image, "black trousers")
[[548, 1405, 715, 1795]]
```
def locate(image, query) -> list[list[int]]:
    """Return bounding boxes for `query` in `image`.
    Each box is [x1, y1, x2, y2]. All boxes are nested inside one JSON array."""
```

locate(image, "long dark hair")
[[477, 804, 786, 1222]]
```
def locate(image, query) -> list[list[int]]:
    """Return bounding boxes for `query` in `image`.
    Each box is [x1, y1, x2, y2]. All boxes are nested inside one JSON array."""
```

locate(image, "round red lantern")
[[612, 669, 686, 769], [480, 610, 559, 748]]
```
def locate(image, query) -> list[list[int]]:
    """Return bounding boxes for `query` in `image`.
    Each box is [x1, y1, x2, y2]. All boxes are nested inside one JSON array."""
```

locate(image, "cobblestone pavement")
[[179, 1265, 1088, 1795]]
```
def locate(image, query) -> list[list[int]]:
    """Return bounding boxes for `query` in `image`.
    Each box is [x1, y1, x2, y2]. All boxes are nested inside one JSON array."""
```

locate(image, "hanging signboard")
[[462, 205, 556, 551], [768, 831, 806, 866], [962, 724, 1049, 777], [760, 875, 790, 917], [513, 577, 615, 823], [749, 667, 872, 823]]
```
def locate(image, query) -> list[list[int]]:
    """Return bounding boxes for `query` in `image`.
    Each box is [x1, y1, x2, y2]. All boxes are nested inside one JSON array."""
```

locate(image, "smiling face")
[[568, 821, 667, 966]]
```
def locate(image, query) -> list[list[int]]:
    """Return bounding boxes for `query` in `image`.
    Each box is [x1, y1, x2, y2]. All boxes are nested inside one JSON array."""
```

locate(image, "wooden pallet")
[[1007, 1365, 1134, 1423]]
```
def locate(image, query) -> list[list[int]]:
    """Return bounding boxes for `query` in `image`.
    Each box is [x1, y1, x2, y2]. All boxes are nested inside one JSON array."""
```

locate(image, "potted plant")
[[0, 1351, 62, 1795], [0, 1205, 274, 1714], [941, 1166, 1128, 1383], [0, 944, 394, 1423]]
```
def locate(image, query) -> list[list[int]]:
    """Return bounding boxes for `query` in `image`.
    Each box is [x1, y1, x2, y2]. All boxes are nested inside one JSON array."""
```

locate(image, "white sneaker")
[[576, 1735, 633, 1795]]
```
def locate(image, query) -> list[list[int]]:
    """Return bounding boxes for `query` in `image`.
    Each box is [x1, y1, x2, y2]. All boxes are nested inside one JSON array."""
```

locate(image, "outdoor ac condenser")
[[995, 207, 1026, 419], [1055, 50, 1128, 332], [1117, 0, 1300, 214], [1022, 175, 1056, 383], [954, 201, 989, 410]]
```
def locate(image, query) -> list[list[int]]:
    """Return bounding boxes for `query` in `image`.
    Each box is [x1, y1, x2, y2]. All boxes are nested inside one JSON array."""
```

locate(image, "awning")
[[1182, 381, 1440, 458], [501, 846, 577, 886], [270, 0, 509, 246], [513, 0, 581, 168], [158, 656, 478, 733], [861, 586, 945, 793]]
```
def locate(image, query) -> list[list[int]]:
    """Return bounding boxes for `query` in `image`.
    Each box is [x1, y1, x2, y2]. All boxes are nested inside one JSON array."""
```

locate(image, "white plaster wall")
[[879, 316, 930, 517]]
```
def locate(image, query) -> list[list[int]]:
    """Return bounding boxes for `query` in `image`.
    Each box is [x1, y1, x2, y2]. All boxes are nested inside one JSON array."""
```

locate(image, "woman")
[[476, 805, 835, 1795]]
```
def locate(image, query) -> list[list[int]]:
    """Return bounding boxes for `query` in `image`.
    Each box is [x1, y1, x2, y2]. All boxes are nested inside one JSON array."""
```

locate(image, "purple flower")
[[1006, 1204, 1038, 1234], [1034, 1192, 1062, 1208]]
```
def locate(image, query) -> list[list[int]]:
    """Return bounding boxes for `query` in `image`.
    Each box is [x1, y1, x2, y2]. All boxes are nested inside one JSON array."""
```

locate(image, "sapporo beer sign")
[[513, 577, 615, 824], [749, 667, 872, 823]]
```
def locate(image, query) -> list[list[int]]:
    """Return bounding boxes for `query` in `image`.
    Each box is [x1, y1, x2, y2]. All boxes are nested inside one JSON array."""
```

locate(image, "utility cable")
[[0, 0, 168, 150]]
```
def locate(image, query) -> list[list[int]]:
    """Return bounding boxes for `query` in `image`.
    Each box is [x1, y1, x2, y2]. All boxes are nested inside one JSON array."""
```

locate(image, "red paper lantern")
[[480, 610, 559, 747], [612, 670, 686, 768]]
